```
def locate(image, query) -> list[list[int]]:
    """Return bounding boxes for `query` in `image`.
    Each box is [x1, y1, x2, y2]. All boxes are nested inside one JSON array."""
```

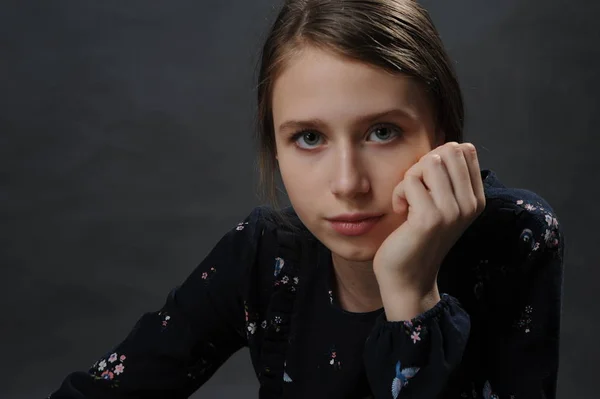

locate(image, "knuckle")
[[468, 198, 479, 215], [451, 144, 463, 157], [424, 154, 438, 166], [463, 142, 476, 154]]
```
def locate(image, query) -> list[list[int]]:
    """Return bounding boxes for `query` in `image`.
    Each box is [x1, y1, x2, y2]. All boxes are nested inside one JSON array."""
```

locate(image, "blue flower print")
[[391, 360, 419, 399], [274, 257, 284, 277], [283, 361, 293, 382], [482, 380, 499, 399]]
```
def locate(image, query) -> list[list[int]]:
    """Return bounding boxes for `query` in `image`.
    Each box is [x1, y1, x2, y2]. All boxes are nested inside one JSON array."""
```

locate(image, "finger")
[[422, 153, 460, 222], [439, 143, 477, 216], [462, 143, 486, 213], [400, 174, 437, 223]]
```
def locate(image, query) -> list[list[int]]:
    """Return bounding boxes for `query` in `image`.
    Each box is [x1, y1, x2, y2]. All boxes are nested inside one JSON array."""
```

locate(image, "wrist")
[[376, 275, 441, 321]]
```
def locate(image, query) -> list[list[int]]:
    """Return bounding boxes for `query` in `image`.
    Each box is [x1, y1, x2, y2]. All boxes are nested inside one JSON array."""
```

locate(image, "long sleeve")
[[363, 191, 564, 399], [363, 293, 471, 399], [475, 196, 564, 399], [47, 207, 265, 399]]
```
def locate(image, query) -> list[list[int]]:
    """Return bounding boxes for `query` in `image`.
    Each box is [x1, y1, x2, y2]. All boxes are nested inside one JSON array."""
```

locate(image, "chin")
[[325, 235, 381, 262]]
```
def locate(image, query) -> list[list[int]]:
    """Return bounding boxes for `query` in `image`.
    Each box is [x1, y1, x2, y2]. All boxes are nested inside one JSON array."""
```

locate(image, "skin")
[[272, 45, 485, 318]]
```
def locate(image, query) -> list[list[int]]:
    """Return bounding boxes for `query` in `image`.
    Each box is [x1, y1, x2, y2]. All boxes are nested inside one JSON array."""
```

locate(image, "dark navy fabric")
[[48, 169, 564, 399]]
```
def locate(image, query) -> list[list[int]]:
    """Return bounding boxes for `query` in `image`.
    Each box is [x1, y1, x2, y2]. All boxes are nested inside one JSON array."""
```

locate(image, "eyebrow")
[[277, 108, 418, 133]]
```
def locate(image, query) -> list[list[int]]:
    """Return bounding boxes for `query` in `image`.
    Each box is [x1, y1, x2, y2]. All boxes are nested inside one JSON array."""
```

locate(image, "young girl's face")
[[272, 45, 442, 263]]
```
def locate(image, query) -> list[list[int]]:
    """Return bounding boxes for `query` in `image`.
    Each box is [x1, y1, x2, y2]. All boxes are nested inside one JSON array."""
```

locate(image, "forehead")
[[271, 45, 433, 125]]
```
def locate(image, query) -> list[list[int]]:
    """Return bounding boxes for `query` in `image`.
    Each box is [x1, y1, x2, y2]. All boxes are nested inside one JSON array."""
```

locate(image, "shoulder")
[[455, 170, 564, 274], [239, 204, 315, 276], [481, 169, 563, 258]]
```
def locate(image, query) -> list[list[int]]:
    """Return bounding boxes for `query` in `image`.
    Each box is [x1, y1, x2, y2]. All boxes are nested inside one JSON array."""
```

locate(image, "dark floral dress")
[[47, 169, 564, 399]]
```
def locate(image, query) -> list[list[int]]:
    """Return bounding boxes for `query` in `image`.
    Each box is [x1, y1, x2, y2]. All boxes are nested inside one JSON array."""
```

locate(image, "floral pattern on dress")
[[158, 310, 171, 332], [274, 257, 284, 277], [89, 352, 127, 387], [201, 266, 217, 284], [283, 361, 293, 382], [328, 346, 342, 370], [236, 221, 249, 231], [401, 320, 425, 344], [273, 257, 300, 291], [244, 301, 260, 338], [513, 305, 533, 333], [515, 199, 560, 250], [391, 360, 419, 399], [482, 380, 499, 399]]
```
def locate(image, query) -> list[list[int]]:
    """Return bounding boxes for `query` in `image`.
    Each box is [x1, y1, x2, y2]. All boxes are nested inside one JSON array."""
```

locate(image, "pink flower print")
[[516, 200, 524, 205], [281, 276, 289, 284], [119, 355, 126, 362], [101, 370, 114, 380], [108, 353, 118, 363], [525, 203, 536, 211], [415, 325, 422, 331], [114, 364, 125, 375], [201, 267, 217, 283], [410, 331, 421, 344], [97, 359, 107, 371], [247, 322, 257, 335], [160, 314, 171, 329]]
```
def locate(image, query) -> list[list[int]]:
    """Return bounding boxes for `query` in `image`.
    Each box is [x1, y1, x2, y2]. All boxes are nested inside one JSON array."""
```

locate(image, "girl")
[[48, 0, 564, 398]]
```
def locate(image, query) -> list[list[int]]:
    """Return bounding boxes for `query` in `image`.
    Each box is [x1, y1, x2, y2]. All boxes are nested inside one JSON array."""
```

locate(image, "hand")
[[373, 142, 486, 317]]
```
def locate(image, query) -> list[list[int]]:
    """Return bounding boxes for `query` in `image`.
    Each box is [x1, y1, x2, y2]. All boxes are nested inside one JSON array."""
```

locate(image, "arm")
[[363, 195, 564, 399], [47, 207, 264, 399], [363, 293, 471, 399], [476, 197, 564, 399]]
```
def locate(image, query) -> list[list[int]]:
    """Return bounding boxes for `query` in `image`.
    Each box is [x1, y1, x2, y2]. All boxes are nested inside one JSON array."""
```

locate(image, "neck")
[[331, 252, 383, 313]]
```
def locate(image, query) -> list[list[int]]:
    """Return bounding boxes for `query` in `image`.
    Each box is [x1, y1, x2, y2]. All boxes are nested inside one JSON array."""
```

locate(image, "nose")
[[329, 143, 370, 198]]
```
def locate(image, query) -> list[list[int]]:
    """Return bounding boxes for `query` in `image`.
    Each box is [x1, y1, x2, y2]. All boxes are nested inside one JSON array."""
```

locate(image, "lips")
[[326, 213, 383, 222], [326, 214, 383, 236]]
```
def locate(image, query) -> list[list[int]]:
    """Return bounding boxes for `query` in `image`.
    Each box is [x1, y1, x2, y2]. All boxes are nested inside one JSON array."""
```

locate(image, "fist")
[[373, 142, 486, 295]]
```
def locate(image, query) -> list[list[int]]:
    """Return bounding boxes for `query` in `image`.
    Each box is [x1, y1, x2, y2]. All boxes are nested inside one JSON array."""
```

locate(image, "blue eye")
[[290, 124, 402, 150], [368, 125, 402, 142], [292, 131, 322, 149]]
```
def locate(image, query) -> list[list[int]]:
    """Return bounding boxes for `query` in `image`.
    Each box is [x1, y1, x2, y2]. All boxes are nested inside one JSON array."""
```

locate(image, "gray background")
[[1, 0, 597, 398]]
